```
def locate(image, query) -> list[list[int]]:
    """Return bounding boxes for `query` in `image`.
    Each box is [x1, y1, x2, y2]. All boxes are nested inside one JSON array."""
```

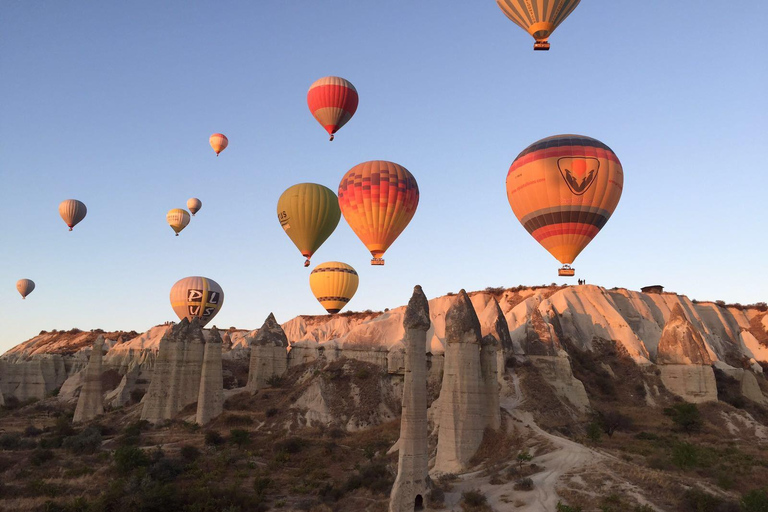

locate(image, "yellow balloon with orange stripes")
[[496, 0, 581, 50], [505, 134, 623, 276], [309, 262, 359, 314]]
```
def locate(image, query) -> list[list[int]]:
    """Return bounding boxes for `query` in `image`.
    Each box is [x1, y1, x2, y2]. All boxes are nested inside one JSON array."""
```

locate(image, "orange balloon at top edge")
[[338, 160, 419, 265], [209, 133, 228, 156]]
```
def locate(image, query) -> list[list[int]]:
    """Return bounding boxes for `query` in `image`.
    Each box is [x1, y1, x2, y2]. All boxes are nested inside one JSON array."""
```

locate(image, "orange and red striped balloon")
[[506, 135, 623, 275], [307, 76, 358, 141], [338, 161, 419, 265]]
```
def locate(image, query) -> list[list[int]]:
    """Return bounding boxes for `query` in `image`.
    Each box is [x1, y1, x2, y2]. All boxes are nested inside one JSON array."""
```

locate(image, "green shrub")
[[223, 414, 254, 426], [742, 489, 768, 512], [514, 478, 534, 491], [229, 429, 250, 447], [62, 426, 102, 454], [634, 432, 659, 441], [266, 374, 284, 387], [671, 442, 699, 470], [276, 437, 306, 454], [587, 422, 602, 443], [179, 444, 201, 462], [113, 446, 150, 474], [24, 425, 43, 437], [204, 430, 225, 446], [266, 407, 280, 418], [462, 489, 487, 506], [517, 450, 533, 468], [30, 448, 55, 466], [664, 403, 703, 434], [556, 502, 583, 512]]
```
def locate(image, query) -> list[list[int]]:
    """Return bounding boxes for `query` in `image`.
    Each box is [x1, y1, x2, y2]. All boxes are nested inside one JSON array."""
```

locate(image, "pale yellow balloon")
[[187, 198, 202, 216], [169, 276, 224, 326], [16, 279, 35, 299], [58, 199, 87, 231], [167, 209, 191, 236]]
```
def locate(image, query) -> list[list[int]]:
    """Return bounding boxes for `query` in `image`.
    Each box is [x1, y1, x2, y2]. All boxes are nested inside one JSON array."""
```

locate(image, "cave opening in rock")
[[414, 494, 424, 510]]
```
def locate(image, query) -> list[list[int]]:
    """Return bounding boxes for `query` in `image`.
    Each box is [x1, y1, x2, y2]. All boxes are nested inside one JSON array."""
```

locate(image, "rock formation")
[[181, 322, 206, 407], [0, 387, 4, 407], [105, 363, 140, 408], [480, 335, 500, 430], [390, 286, 431, 512], [434, 290, 488, 474], [657, 305, 713, 365], [73, 336, 105, 423], [246, 313, 289, 392], [196, 327, 223, 425], [658, 305, 717, 403], [140, 323, 178, 422]]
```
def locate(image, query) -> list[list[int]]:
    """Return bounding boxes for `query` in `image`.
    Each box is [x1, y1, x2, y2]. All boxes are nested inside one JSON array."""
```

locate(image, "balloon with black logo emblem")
[[169, 276, 224, 326]]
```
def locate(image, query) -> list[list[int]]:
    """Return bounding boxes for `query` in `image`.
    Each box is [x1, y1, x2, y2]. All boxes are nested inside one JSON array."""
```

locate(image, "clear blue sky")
[[1, 1, 766, 353]]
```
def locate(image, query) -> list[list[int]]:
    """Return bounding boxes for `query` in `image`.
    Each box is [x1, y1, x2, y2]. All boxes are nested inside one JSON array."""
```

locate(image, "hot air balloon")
[[16, 279, 35, 299], [209, 133, 228, 156], [309, 262, 359, 314], [187, 198, 202, 216], [277, 183, 341, 267], [497, 0, 581, 50], [307, 76, 358, 141], [59, 199, 87, 231], [170, 276, 224, 326], [505, 134, 623, 276], [167, 209, 191, 236], [338, 160, 419, 265]]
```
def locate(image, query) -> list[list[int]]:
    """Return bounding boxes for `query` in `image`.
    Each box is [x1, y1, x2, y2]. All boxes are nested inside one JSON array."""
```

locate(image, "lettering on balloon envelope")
[[187, 289, 203, 302], [558, 157, 599, 196]]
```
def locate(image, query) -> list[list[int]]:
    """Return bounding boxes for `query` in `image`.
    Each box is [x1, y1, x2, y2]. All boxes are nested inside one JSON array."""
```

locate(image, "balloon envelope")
[[277, 183, 341, 266], [59, 199, 87, 231], [338, 160, 419, 265], [187, 198, 202, 216], [209, 133, 228, 156], [309, 262, 359, 314], [170, 276, 224, 326], [167, 209, 191, 235], [496, 0, 581, 49], [505, 134, 623, 271], [307, 76, 358, 141], [16, 279, 35, 299]]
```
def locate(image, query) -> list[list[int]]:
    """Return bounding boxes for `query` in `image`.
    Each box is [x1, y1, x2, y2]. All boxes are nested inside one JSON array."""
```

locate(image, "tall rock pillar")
[[480, 335, 501, 430], [489, 298, 513, 385], [73, 335, 105, 423], [434, 290, 486, 474], [182, 318, 206, 406], [196, 327, 224, 425], [389, 286, 431, 512], [246, 313, 289, 392]]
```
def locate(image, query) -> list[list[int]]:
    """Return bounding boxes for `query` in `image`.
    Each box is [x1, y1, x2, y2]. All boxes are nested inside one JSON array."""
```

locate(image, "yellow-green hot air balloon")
[[309, 262, 359, 314], [497, 0, 581, 50], [277, 183, 341, 267], [187, 198, 202, 216], [16, 279, 35, 299], [169, 276, 224, 326], [505, 134, 623, 276], [59, 199, 87, 231], [167, 209, 191, 236]]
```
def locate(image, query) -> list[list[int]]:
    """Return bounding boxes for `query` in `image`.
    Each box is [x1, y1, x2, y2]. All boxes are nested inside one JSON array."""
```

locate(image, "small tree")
[[596, 409, 633, 438], [664, 403, 703, 434], [517, 450, 533, 469], [229, 429, 250, 448]]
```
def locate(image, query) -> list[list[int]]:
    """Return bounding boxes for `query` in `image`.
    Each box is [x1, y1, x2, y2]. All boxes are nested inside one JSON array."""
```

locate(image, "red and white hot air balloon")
[[209, 133, 228, 156], [307, 76, 358, 141]]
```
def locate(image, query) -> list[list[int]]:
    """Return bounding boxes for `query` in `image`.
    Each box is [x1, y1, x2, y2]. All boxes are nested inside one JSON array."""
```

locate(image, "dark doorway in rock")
[[414, 494, 424, 510]]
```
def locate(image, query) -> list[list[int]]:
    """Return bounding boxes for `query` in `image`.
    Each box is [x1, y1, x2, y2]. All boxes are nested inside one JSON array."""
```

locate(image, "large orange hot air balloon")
[[497, 0, 581, 50], [59, 199, 87, 231], [307, 77, 358, 141], [209, 133, 228, 156], [338, 160, 419, 265], [506, 134, 623, 276]]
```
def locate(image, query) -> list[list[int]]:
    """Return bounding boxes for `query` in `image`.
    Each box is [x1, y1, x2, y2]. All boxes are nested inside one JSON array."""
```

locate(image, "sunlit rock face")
[[73, 336, 105, 423]]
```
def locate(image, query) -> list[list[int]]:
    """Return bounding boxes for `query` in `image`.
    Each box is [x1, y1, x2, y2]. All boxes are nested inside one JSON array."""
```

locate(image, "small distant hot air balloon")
[[187, 198, 202, 216], [167, 209, 191, 236], [59, 199, 87, 231], [497, 0, 581, 50], [16, 279, 35, 299], [309, 262, 359, 314], [307, 76, 358, 141], [170, 276, 224, 326], [505, 134, 624, 276], [338, 160, 419, 265], [277, 183, 341, 267], [209, 133, 228, 156]]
